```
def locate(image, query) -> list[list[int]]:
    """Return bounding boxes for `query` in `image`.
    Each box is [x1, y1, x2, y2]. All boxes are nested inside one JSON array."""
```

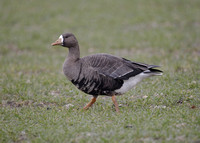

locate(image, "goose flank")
[[51, 33, 163, 112]]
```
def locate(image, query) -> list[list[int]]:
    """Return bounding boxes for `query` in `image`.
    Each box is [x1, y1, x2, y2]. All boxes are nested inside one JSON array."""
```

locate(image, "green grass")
[[0, 0, 200, 142]]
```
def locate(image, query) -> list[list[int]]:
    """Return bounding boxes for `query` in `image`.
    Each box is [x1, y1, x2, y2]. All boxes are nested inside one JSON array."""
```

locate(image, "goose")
[[51, 33, 162, 112]]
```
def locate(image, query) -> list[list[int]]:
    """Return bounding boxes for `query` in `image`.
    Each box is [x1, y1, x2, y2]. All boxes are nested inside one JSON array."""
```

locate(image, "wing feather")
[[81, 53, 149, 80]]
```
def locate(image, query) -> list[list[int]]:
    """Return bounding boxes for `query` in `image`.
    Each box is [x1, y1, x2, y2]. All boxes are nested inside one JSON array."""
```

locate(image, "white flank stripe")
[[115, 73, 150, 94]]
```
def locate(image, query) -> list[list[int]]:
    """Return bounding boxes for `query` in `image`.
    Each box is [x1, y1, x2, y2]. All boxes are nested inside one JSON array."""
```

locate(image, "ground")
[[0, 0, 200, 142]]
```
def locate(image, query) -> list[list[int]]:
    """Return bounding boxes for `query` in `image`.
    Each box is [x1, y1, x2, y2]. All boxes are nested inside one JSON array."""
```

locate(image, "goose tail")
[[143, 65, 163, 76]]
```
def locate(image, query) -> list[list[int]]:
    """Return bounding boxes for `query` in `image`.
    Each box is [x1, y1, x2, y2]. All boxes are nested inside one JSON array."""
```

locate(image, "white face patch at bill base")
[[59, 35, 64, 45]]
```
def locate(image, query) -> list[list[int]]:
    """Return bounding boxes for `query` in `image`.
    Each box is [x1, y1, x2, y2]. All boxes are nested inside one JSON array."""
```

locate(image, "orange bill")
[[51, 38, 63, 46]]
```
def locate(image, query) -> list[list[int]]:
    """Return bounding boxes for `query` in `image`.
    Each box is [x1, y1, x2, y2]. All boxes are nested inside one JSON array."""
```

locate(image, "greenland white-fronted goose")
[[51, 33, 163, 112]]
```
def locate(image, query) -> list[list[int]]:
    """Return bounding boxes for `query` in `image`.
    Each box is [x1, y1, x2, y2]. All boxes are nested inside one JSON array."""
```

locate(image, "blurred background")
[[0, 0, 199, 142], [1, 0, 199, 89], [1, 0, 199, 66]]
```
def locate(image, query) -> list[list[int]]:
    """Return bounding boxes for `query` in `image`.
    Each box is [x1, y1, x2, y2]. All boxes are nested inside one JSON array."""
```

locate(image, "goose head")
[[51, 33, 78, 48]]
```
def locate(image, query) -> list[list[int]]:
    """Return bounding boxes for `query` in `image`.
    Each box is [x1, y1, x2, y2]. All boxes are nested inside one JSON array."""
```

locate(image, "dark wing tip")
[[149, 68, 163, 73]]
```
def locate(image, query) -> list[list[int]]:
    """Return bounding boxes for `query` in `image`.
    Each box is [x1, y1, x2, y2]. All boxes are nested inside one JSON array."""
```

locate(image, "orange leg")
[[112, 95, 119, 112], [83, 96, 97, 110]]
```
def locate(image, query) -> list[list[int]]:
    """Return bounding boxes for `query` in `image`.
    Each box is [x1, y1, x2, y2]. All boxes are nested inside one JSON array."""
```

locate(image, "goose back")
[[80, 53, 151, 80]]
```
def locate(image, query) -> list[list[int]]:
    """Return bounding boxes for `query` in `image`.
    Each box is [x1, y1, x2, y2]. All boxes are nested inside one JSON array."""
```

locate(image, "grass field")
[[0, 0, 200, 142]]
